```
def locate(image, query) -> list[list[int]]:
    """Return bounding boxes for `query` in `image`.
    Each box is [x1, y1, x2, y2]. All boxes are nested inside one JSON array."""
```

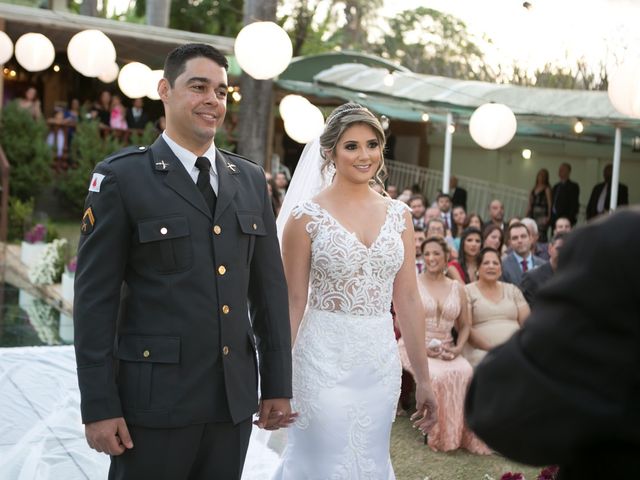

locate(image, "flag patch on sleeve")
[[89, 173, 105, 192]]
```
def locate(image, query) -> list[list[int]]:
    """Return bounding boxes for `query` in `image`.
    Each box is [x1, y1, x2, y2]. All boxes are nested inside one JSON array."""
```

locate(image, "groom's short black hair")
[[163, 43, 228, 87]]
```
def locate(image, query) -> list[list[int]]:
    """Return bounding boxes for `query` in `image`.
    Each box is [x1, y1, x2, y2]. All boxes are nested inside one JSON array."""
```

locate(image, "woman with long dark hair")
[[526, 168, 552, 242], [457, 227, 482, 284]]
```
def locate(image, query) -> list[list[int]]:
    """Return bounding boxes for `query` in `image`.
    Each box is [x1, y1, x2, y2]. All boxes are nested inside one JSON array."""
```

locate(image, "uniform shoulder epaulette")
[[219, 148, 257, 165], [105, 145, 149, 164]]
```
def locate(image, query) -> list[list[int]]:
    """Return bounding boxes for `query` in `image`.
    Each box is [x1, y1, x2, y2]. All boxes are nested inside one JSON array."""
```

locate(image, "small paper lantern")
[[284, 103, 325, 144], [279, 94, 311, 121], [469, 103, 517, 150], [15, 33, 55, 72], [234, 21, 292, 80], [97, 61, 120, 83], [118, 62, 152, 99], [607, 61, 640, 118], [146, 70, 164, 100], [67, 29, 116, 77], [0, 31, 13, 65]]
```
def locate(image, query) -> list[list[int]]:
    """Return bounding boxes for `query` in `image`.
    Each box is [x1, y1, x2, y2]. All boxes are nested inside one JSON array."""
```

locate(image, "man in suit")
[[125, 97, 150, 130], [449, 175, 467, 210], [586, 163, 629, 220], [551, 162, 580, 227], [501, 222, 546, 288], [74, 44, 293, 479], [520, 232, 566, 306], [487, 199, 507, 230], [409, 194, 427, 229], [466, 207, 640, 479], [436, 192, 453, 230]]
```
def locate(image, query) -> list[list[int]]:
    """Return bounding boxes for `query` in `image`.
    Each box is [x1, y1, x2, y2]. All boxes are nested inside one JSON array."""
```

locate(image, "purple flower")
[[537, 466, 559, 480], [67, 256, 77, 273], [501, 473, 525, 480], [24, 224, 47, 244]]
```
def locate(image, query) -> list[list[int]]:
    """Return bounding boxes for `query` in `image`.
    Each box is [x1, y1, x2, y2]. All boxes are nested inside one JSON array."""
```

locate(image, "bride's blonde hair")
[[319, 103, 388, 192]]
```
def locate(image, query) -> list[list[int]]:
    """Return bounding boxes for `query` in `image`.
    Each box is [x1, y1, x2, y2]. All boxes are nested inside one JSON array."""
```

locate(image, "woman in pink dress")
[[399, 236, 490, 454]]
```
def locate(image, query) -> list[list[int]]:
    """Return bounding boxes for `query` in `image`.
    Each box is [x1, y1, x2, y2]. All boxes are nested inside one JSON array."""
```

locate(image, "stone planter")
[[20, 241, 47, 268], [61, 271, 75, 302]]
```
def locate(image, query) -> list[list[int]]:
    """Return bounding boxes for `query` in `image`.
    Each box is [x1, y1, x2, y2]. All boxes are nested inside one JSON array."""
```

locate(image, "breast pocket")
[[137, 215, 192, 274], [236, 211, 267, 266]]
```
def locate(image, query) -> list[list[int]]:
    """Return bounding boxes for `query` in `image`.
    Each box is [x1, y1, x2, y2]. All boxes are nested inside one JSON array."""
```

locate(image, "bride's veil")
[[275, 137, 332, 244]]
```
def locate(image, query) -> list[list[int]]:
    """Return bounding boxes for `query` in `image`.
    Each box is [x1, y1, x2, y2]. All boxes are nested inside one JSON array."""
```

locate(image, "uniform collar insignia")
[[155, 160, 170, 171], [226, 162, 239, 174]]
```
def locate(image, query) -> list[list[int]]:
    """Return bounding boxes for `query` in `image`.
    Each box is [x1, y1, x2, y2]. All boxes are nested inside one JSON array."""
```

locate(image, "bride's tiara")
[[325, 103, 370, 125]]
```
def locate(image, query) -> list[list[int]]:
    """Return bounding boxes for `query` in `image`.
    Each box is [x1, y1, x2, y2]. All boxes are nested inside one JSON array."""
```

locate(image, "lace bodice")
[[291, 200, 408, 316], [419, 279, 461, 344]]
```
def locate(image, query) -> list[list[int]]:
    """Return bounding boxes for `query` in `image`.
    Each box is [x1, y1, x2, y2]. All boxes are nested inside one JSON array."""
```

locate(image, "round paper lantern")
[[67, 29, 116, 77], [146, 70, 164, 100], [607, 61, 640, 118], [15, 33, 55, 72], [0, 31, 13, 65], [97, 61, 119, 83], [234, 21, 292, 80], [469, 103, 517, 150], [284, 103, 324, 144], [279, 94, 311, 121], [118, 62, 152, 99]]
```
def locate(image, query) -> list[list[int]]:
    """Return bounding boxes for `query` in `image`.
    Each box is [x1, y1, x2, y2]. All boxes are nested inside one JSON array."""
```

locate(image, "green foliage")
[[7, 197, 34, 242], [56, 121, 124, 214], [508, 59, 608, 91], [374, 7, 495, 80], [129, 122, 159, 146], [0, 101, 53, 202]]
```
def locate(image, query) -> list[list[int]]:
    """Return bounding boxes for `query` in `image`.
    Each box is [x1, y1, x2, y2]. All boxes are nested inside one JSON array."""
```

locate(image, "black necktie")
[[195, 156, 216, 214]]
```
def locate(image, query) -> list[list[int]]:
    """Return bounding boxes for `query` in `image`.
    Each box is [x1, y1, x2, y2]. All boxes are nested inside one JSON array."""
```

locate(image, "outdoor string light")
[[234, 22, 292, 80], [118, 62, 152, 99], [67, 29, 116, 78], [0, 31, 13, 65], [469, 103, 517, 149], [573, 119, 584, 134], [15, 33, 55, 72]]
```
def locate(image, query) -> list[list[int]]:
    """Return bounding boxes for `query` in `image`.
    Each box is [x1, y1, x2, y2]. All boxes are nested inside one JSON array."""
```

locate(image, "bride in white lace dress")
[[272, 103, 438, 479]]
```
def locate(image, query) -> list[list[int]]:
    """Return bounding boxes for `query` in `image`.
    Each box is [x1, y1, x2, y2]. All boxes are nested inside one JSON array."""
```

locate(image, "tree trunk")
[[147, 0, 171, 28], [80, 0, 98, 16], [236, 0, 278, 167]]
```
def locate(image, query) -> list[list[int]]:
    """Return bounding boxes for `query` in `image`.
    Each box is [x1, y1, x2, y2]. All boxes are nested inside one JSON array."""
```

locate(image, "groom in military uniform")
[[74, 43, 293, 479]]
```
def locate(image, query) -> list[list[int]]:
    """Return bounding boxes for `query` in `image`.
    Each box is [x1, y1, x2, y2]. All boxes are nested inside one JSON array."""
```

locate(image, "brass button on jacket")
[[143, 350, 150, 358], [222, 305, 230, 314], [218, 265, 227, 275], [222, 346, 229, 355], [213, 225, 221, 235]]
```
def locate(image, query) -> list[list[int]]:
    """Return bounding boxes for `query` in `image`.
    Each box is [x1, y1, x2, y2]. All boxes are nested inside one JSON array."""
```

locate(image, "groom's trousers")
[[108, 418, 252, 480]]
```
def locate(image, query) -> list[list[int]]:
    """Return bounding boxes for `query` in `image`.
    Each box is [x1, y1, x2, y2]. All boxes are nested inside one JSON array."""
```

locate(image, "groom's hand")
[[85, 417, 134, 456], [254, 398, 298, 430]]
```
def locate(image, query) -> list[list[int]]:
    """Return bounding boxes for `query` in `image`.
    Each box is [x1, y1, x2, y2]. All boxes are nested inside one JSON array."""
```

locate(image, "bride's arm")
[[282, 214, 311, 345], [393, 211, 437, 434]]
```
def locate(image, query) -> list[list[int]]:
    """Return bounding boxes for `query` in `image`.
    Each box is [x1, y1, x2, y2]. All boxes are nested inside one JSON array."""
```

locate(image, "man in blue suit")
[[501, 222, 546, 288]]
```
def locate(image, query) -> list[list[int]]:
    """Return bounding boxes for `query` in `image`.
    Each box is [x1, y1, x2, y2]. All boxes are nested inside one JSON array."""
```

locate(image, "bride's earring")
[[327, 159, 336, 178]]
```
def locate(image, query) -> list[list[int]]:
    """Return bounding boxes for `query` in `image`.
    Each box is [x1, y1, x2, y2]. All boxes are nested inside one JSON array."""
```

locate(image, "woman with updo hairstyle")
[[463, 247, 530, 368], [275, 103, 437, 477], [398, 236, 489, 453]]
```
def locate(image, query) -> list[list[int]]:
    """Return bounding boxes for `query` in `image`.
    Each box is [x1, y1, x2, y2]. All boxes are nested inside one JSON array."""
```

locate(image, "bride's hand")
[[410, 382, 438, 435]]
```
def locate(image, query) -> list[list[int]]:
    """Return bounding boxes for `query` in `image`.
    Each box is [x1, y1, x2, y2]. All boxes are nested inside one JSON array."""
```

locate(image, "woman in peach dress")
[[464, 247, 530, 368], [399, 237, 489, 454]]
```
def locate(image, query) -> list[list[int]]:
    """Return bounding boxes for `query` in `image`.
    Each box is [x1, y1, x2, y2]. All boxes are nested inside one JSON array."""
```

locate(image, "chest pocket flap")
[[237, 212, 267, 236], [138, 215, 189, 243]]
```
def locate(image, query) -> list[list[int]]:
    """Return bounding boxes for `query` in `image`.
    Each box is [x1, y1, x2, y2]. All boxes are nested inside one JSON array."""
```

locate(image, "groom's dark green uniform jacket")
[[73, 136, 292, 428]]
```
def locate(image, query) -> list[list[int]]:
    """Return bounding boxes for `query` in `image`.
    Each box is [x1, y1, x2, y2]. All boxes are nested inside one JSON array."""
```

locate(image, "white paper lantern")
[[279, 94, 311, 121], [284, 103, 324, 144], [97, 61, 120, 83], [607, 61, 640, 118], [469, 103, 517, 150], [15, 33, 55, 72], [145, 70, 164, 100], [234, 22, 292, 80], [118, 62, 152, 99], [67, 29, 116, 77], [0, 31, 13, 65]]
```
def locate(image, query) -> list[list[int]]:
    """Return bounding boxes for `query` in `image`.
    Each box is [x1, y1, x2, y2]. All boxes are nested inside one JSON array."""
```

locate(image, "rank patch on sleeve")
[[81, 206, 95, 235], [89, 173, 105, 192]]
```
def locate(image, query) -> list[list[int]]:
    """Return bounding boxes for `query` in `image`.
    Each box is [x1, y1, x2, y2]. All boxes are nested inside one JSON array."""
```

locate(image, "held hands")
[[254, 398, 298, 431], [410, 382, 438, 436], [85, 417, 133, 456]]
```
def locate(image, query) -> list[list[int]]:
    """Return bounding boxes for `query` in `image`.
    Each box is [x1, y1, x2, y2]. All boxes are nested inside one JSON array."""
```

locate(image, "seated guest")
[[482, 224, 505, 257], [521, 217, 550, 261], [501, 222, 546, 288], [464, 248, 530, 367], [409, 194, 427, 229], [414, 226, 426, 273], [437, 193, 453, 230], [458, 227, 482, 284], [398, 237, 489, 454], [465, 213, 483, 231], [426, 218, 463, 281], [451, 205, 467, 251], [465, 208, 640, 479], [521, 232, 566, 306], [554, 216, 572, 234]]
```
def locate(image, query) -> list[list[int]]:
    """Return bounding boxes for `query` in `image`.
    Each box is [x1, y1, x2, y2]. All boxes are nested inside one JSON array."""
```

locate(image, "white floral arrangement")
[[28, 238, 68, 285], [24, 299, 61, 345]]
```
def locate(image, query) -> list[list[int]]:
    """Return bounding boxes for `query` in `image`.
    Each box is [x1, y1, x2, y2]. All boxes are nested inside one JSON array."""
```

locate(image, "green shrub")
[[7, 196, 34, 242], [0, 101, 52, 202], [56, 120, 124, 214], [129, 122, 159, 146]]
